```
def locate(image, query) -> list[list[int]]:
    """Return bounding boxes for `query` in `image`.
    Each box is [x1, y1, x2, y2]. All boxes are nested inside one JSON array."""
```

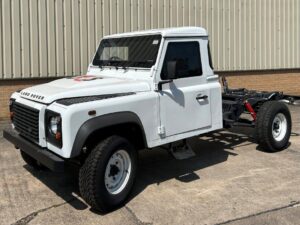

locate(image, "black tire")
[[256, 101, 292, 152], [20, 150, 45, 170], [79, 135, 137, 212]]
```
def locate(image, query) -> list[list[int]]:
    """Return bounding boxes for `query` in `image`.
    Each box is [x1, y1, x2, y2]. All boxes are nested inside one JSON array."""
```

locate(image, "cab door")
[[157, 39, 212, 137]]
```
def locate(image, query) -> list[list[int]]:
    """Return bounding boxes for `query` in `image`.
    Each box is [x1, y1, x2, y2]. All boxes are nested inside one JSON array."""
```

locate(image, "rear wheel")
[[79, 135, 137, 212], [256, 101, 292, 152], [20, 150, 45, 170]]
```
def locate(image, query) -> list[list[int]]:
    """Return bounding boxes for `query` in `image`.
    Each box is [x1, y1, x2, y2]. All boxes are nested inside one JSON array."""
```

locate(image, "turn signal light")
[[88, 110, 96, 116]]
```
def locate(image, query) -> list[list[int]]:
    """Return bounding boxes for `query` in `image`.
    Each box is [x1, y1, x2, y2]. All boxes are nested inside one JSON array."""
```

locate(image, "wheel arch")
[[70, 111, 148, 158]]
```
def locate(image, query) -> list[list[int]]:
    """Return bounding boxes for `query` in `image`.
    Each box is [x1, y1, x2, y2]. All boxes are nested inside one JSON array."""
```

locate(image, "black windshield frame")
[[92, 35, 162, 68]]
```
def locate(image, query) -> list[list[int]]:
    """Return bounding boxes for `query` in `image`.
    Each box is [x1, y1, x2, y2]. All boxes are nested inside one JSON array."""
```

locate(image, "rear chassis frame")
[[221, 77, 294, 128]]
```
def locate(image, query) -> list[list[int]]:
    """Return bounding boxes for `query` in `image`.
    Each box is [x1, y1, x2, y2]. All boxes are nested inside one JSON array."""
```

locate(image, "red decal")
[[74, 75, 97, 81]]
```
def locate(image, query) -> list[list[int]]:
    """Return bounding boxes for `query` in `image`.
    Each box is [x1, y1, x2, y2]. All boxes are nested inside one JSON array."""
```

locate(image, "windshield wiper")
[[106, 61, 128, 71], [98, 61, 110, 68], [120, 61, 128, 71]]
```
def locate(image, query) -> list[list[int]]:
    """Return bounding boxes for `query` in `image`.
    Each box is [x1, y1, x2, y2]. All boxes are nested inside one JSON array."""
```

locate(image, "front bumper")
[[3, 127, 64, 172]]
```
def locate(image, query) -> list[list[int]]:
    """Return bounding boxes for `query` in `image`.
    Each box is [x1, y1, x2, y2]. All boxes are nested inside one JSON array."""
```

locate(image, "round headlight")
[[49, 116, 60, 135]]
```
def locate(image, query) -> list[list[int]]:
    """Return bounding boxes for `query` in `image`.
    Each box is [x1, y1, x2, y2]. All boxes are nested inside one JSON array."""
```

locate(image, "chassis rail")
[[221, 76, 296, 128]]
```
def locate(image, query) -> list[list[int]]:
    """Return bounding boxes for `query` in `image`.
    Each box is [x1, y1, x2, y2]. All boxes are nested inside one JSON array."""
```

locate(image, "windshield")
[[92, 35, 162, 68]]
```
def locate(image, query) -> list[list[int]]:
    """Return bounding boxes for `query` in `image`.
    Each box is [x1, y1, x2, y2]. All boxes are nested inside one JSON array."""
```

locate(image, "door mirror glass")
[[167, 61, 177, 80]]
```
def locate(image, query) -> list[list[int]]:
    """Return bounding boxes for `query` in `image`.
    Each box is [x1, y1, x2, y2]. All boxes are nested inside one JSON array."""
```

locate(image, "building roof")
[[103, 27, 208, 39]]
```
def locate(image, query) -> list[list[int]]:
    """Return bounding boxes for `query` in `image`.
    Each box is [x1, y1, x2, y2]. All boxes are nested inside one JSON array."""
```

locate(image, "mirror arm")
[[156, 79, 173, 91]]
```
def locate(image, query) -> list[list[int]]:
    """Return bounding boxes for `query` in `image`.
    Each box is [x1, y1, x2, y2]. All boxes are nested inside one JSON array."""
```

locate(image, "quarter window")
[[161, 42, 202, 80]]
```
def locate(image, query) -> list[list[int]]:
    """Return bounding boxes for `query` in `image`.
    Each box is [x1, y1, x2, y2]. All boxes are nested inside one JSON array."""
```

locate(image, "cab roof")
[[103, 27, 208, 39]]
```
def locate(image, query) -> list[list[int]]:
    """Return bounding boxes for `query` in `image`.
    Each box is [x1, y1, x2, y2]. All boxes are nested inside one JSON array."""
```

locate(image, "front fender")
[[70, 111, 146, 157]]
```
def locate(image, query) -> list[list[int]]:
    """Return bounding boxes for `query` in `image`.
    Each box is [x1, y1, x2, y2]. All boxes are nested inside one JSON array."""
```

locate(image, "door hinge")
[[158, 126, 166, 137]]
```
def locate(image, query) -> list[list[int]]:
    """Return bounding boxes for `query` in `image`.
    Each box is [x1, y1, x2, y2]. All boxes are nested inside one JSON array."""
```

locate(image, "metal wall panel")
[[39, 0, 48, 77], [2, 0, 12, 78], [11, 0, 21, 78], [0, 0, 299, 79]]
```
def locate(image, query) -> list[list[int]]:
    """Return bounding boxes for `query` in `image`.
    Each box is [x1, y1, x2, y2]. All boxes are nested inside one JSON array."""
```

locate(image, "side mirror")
[[167, 61, 177, 80], [156, 61, 177, 91]]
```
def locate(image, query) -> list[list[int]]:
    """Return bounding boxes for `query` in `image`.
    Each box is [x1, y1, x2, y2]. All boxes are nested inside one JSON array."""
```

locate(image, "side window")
[[161, 41, 202, 80]]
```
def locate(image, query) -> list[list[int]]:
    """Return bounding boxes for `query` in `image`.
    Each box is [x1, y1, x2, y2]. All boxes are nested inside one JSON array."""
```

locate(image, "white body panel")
[[9, 27, 223, 159], [157, 38, 213, 137], [20, 76, 151, 104]]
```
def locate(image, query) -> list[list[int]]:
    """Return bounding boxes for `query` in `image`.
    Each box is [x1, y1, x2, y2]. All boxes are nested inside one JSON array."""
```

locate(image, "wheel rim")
[[272, 113, 287, 142], [104, 149, 132, 195]]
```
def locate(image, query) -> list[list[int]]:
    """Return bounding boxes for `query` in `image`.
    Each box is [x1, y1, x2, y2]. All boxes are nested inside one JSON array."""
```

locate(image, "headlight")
[[49, 116, 61, 135], [45, 110, 62, 148]]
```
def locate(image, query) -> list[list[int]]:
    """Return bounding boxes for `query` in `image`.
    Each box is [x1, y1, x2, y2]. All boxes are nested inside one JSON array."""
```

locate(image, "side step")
[[169, 140, 196, 160]]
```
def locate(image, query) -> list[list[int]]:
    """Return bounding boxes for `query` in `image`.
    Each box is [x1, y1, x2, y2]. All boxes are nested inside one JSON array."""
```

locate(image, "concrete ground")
[[0, 106, 300, 225]]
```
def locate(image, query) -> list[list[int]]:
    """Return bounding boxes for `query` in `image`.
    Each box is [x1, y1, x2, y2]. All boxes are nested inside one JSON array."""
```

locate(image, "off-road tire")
[[20, 150, 45, 170], [79, 135, 137, 212], [256, 101, 292, 152]]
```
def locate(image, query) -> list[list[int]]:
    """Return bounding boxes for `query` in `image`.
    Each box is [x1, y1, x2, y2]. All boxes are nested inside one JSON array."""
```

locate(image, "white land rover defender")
[[4, 27, 292, 212]]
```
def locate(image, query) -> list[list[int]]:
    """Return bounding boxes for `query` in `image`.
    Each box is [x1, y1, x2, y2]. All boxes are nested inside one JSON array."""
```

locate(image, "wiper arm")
[[120, 61, 128, 71]]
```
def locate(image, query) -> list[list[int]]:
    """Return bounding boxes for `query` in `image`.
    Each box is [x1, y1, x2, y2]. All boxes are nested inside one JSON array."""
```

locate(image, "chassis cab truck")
[[3, 27, 291, 212]]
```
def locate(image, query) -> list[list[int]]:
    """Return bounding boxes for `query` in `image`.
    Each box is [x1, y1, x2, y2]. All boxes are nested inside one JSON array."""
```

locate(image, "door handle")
[[196, 94, 208, 100]]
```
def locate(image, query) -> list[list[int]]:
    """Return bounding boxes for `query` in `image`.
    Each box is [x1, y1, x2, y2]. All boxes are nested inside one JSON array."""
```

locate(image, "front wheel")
[[79, 135, 137, 212], [255, 101, 292, 152]]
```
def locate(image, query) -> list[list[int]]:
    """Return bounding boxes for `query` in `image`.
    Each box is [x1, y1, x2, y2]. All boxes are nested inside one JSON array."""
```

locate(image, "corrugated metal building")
[[0, 0, 300, 121]]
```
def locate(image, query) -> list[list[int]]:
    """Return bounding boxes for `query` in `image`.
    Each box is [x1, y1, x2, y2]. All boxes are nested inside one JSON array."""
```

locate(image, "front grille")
[[13, 102, 39, 142]]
